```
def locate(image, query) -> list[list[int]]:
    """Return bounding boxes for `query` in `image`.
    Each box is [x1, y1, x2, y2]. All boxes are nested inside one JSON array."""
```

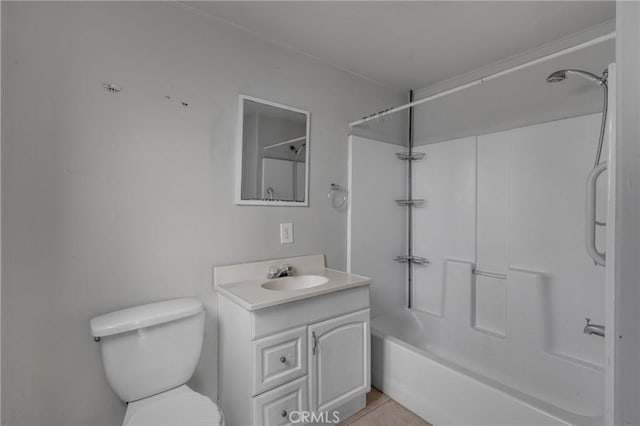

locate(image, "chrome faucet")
[[584, 318, 605, 338], [267, 264, 293, 279]]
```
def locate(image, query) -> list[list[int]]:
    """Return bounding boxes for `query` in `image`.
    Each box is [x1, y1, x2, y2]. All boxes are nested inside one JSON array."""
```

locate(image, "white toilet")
[[90, 298, 224, 426]]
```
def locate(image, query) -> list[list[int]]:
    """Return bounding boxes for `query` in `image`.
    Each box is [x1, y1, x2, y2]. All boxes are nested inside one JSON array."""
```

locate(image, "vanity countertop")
[[216, 268, 370, 311]]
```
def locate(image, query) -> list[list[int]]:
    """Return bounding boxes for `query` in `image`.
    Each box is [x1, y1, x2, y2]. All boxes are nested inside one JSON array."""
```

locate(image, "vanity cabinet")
[[218, 285, 370, 426]]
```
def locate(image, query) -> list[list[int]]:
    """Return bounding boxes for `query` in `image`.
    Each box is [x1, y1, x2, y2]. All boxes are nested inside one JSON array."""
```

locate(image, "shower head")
[[289, 143, 306, 158], [545, 69, 607, 86], [546, 67, 609, 168], [546, 70, 568, 83]]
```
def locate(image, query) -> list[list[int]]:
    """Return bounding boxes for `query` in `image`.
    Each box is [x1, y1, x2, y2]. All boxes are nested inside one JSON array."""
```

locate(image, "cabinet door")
[[308, 309, 370, 412]]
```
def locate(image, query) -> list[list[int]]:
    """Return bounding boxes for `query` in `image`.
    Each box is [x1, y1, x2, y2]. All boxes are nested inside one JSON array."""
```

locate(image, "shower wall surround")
[[349, 113, 607, 415], [348, 136, 407, 316], [412, 113, 606, 367]]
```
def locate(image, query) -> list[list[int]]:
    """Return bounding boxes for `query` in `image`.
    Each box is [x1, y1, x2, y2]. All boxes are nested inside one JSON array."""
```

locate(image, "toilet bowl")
[[123, 385, 223, 426], [91, 298, 223, 426]]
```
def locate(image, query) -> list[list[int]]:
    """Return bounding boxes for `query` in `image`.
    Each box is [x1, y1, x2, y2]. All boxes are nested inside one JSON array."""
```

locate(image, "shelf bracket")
[[396, 152, 426, 161], [394, 255, 430, 265], [396, 199, 425, 207]]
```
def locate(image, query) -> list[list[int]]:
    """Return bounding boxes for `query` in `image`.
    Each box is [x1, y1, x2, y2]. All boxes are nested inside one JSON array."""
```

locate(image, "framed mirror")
[[235, 95, 310, 206]]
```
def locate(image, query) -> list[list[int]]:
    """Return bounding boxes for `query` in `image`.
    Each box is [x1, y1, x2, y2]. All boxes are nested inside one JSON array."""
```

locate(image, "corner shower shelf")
[[394, 255, 430, 265], [396, 199, 425, 207], [395, 152, 426, 161]]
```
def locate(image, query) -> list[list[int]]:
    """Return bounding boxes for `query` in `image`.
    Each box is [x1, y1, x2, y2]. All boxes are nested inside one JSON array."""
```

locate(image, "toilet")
[[90, 298, 224, 426]]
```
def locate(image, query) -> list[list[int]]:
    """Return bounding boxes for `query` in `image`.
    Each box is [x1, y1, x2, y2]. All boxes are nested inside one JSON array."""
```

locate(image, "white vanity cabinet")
[[218, 285, 370, 426]]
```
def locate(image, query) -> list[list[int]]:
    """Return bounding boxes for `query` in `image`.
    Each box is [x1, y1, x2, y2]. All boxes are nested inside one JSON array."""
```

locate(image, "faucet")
[[584, 318, 605, 338], [267, 264, 293, 279]]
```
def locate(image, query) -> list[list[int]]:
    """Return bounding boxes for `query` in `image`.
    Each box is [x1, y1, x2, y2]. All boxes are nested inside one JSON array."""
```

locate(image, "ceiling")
[[184, 1, 615, 92]]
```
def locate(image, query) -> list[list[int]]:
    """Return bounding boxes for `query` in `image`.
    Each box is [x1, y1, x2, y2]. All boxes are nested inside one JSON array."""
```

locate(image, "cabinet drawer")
[[253, 326, 307, 396], [252, 376, 308, 426]]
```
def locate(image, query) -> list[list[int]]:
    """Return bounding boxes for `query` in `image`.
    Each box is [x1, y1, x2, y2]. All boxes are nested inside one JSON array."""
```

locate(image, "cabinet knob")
[[281, 410, 288, 418], [280, 356, 287, 364]]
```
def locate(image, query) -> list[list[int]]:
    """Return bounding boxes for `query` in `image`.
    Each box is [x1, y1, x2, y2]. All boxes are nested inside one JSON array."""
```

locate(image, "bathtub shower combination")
[[347, 39, 616, 426]]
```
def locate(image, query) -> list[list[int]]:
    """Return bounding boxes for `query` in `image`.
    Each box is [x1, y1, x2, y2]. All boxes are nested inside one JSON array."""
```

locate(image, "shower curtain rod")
[[349, 31, 616, 128]]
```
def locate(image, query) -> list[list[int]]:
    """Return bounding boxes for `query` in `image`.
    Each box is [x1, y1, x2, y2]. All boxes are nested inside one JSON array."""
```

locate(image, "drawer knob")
[[281, 410, 288, 418], [279, 356, 287, 364]]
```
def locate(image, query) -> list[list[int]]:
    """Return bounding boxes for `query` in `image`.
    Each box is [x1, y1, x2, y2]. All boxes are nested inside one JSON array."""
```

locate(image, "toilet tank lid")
[[91, 298, 204, 338]]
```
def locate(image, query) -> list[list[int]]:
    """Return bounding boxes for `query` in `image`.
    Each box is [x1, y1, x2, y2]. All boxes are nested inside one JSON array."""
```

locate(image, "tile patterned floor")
[[340, 388, 432, 426]]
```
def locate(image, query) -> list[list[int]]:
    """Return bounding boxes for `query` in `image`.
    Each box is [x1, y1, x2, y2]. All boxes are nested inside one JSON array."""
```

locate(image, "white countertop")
[[216, 268, 370, 311]]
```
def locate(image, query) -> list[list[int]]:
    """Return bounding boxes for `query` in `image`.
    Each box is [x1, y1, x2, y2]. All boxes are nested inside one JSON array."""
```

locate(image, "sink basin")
[[261, 275, 329, 291]]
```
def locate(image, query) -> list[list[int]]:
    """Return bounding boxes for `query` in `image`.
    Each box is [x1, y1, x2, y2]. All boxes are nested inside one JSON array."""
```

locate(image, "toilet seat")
[[123, 385, 223, 426]]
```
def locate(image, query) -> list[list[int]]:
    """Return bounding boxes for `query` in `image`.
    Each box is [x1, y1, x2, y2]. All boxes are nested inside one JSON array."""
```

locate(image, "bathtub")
[[371, 311, 604, 426]]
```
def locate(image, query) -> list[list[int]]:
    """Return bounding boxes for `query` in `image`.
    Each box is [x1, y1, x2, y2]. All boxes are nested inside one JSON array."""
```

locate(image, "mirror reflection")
[[238, 96, 309, 205]]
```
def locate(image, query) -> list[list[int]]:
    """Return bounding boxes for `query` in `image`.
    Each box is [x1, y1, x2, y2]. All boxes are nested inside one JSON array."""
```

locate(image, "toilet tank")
[[90, 298, 205, 402]]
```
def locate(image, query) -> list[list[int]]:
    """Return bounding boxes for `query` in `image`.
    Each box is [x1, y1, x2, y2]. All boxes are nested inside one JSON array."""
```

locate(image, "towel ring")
[[328, 183, 348, 209]]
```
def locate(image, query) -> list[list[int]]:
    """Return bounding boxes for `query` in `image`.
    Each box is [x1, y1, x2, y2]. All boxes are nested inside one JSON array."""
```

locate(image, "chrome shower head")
[[546, 69, 607, 86], [545, 67, 609, 168]]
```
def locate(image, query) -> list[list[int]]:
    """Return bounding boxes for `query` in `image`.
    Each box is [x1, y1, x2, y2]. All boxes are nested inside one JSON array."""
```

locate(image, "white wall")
[[1, 2, 404, 425], [347, 136, 407, 316], [614, 3, 640, 425], [0, 1, 4, 422]]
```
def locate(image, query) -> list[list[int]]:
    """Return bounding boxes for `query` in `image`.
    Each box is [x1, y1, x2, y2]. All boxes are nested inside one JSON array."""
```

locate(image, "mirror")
[[236, 95, 310, 206]]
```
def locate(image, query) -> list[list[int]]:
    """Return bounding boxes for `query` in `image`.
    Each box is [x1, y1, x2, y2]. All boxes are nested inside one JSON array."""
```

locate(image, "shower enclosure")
[[347, 39, 616, 425]]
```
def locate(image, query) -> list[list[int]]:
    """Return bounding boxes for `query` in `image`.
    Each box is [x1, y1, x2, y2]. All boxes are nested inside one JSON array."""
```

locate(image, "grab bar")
[[585, 162, 607, 266]]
